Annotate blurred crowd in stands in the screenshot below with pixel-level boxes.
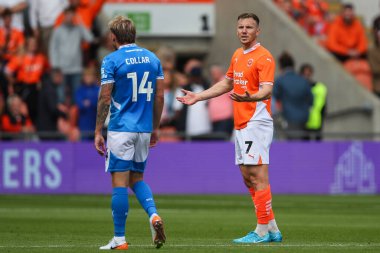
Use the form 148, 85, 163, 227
274, 0, 380, 97
0, 0, 378, 141
0, 0, 235, 141
0, 0, 108, 141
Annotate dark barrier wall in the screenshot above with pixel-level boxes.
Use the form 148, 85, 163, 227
0, 142, 378, 194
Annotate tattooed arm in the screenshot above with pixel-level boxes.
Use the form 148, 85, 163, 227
94, 83, 113, 156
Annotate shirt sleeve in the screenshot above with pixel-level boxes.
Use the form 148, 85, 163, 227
273, 78, 281, 100
256, 54, 275, 84
100, 56, 115, 85
49, 29, 59, 68
225, 53, 236, 80
157, 61, 164, 80
28, 0, 37, 29
1, 115, 21, 133
172, 88, 184, 111
90, 0, 106, 18
5, 56, 19, 75
80, 25, 94, 43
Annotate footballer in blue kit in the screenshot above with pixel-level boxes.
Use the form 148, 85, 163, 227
101, 46, 163, 133
94, 16, 166, 250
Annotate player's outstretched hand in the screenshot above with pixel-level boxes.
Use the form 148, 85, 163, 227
176, 89, 199, 105
94, 133, 106, 156
150, 130, 159, 148
229, 91, 253, 102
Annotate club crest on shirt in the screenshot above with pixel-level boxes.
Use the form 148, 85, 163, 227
247, 58, 254, 67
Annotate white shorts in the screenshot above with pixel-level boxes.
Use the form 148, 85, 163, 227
106, 131, 151, 173
235, 121, 273, 165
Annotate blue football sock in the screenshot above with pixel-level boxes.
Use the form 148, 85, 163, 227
111, 187, 129, 237
132, 181, 157, 217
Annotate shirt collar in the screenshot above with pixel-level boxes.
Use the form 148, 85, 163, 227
118, 43, 137, 49
243, 43, 261, 54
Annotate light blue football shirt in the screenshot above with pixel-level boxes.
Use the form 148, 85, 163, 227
100, 44, 164, 132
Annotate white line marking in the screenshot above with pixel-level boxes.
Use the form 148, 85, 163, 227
0, 243, 380, 248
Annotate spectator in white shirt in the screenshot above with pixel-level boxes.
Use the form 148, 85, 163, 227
0, 0, 27, 31
29, 0, 68, 55
173, 66, 211, 140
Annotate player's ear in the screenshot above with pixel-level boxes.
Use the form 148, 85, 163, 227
110, 33, 116, 42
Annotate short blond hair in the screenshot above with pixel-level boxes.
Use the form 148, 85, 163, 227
108, 15, 136, 44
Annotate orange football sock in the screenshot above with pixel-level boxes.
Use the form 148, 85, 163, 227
249, 186, 275, 220
253, 186, 272, 225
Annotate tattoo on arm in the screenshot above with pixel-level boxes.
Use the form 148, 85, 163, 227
95, 83, 113, 133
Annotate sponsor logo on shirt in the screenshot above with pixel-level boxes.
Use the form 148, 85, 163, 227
233, 71, 248, 89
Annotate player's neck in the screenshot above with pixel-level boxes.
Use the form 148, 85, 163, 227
242, 41, 259, 51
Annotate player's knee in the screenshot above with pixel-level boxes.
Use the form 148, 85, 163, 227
112, 178, 129, 188
111, 172, 129, 188
129, 172, 144, 186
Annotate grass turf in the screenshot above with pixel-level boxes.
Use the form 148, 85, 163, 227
0, 195, 380, 253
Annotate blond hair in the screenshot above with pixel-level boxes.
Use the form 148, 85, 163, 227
108, 16, 136, 44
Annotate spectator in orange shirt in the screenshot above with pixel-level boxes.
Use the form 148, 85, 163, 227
0, 9, 24, 99
5, 36, 49, 124
292, 0, 329, 23
0, 9, 24, 62
55, 0, 106, 30
275, 0, 330, 42
304, 0, 329, 37
1, 94, 35, 140
276, 0, 296, 17
326, 3, 367, 62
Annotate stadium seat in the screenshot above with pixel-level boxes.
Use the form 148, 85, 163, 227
343, 59, 373, 91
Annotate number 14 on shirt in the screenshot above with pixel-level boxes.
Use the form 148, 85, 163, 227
127, 71, 153, 102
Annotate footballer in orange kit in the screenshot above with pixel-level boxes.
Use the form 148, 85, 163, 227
177, 13, 282, 244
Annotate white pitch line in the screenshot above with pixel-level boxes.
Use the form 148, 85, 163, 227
0, 243, 380, 248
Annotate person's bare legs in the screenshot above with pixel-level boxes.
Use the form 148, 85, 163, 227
238, 164, 280, 242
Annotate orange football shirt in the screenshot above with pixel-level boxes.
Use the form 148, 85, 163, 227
6, 54, 48, 84
0, 28, 24, 60
226, 43, 275, 130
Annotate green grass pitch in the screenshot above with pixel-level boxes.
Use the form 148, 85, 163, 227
0, 195, 380, 253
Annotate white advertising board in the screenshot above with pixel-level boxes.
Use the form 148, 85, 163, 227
103, 0, 215, 37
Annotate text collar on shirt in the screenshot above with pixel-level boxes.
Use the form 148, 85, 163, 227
118, 43, 137, 49
243, 43, 261, 55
